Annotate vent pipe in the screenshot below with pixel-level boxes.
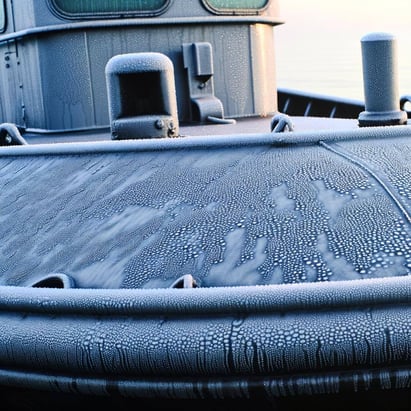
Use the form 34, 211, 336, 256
106, 52, 179, 139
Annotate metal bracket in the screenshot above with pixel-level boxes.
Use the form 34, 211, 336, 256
0, 123, 27, 145
170, 274, 198, 289
183, 42, 225, 123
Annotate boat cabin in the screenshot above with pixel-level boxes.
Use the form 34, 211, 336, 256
0, 0, 282, 136
1, 2, 411, 408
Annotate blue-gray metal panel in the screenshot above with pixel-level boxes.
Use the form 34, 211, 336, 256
1, 127, 411, 289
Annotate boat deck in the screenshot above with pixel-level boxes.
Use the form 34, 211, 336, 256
19, 115, 363, 145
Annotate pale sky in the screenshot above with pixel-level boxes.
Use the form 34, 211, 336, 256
275, 0, 411, 99
277, 0, 411, 34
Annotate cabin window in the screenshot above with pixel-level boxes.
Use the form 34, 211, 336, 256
202, 0, 269, 14
50, 0, 170, 18
0, 0, 5, 32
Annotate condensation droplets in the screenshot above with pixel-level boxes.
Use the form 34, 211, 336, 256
1, 138, 411, 289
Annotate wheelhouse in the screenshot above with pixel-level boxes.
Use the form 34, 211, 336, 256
0, 0, 282, 133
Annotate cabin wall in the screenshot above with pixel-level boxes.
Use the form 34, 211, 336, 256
0, 41, 24, 126
11, 25, 278, 131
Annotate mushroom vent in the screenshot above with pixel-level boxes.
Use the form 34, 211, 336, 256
106, 52, 179, 139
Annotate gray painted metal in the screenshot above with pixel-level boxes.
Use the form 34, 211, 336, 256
1, 125, 411, 404
0, 0, 281, 132
106, 52, 179, 139
0, 1, 410, 408
0, 276, 410, 399
2, 126, 411, 289
358, 32, 408, 126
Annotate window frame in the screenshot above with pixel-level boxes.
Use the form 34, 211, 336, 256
48, 0, 172, 20
0, 0, 6, 33
201, 0, 270, 15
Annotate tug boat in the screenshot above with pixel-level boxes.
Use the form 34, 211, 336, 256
0, 1, 410, 409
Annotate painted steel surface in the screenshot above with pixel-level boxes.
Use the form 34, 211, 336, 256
0, 127, 410, 402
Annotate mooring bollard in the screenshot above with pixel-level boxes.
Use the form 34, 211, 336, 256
358, 32, 407, 127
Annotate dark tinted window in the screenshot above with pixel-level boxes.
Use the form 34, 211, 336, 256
0, 0, 5, 32
51, 0, 169, 18
203, 0, 269, 13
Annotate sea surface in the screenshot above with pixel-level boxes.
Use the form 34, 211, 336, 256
275, 15, 411, 103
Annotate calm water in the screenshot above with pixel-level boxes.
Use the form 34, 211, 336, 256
275, 19, 411, 101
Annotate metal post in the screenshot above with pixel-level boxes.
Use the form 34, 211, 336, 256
358, 32, 407, 127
